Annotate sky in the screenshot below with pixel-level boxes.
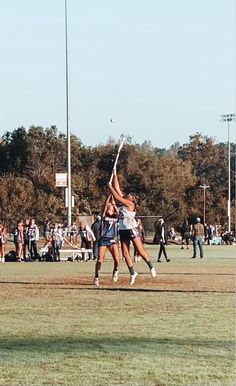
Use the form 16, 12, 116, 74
1, 0, 235, 148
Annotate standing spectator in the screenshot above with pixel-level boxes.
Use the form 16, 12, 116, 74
28, 218, 40, 261
13, 219, 24, 261
154, 218, 170, 262
52, 223, 64, 261
23, 218, 30, 260
192, 217, 204, 259
204, 223, 210, 244
181, 219, 191, 249
134, 219, 145, 263
91, 215, 101, 260
69, 221, 78, 246
43, 219, 51, 241
78, 221, 96, 260
0, 223, 7, 262
207, 223, 215, 245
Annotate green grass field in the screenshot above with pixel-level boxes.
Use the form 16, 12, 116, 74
0, 244, 235, 386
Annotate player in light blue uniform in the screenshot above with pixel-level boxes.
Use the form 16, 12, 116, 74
93, 194, 120, 286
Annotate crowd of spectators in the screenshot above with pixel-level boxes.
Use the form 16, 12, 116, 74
0, 216, 235, 263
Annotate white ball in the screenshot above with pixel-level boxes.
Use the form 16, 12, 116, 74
110, 118, 115, 123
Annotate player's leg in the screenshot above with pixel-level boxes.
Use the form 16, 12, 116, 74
109, 244, 120, 282
132, 236, 156, 276
94, 246, 106, 286
120, 240, 138, 285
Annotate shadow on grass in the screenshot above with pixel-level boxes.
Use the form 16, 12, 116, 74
80, 287, 235, 294
0, 280, 234, 293
0, 335, 233, 355
0, 281, 234, 293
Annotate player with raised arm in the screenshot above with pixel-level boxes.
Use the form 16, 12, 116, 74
108, 168, 156, 285
93, 194, 120, 286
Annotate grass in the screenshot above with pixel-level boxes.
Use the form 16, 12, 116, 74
0, 244, 235, 385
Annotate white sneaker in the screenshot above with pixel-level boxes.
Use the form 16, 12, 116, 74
150, 267, 157, 278
93, 278, 99, 286
112, 270, 119, 283
130, 272, 138, 285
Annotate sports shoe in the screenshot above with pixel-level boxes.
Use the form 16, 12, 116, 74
112, 270, 119, 283
150, 267, 157, 277
130, 272, 138, 285
93, 278, 99, 286
166, 259, 171, 262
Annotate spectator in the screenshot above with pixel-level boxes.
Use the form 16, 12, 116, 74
154, 218, 170, 262
221, 231, 235, 245
43, 219, 51, 241
91, 215, 101, 260
78, 221, 96, 260
204, 223, 210, 244
52, 223, 64, 261
0, 222, 7, 262
23, 218, 30, 260
69, 221, 78, 246
28, 218, 40, 261
207, 223, 215, 245
168, 227, 176, 240
192, 217, 204, 259
13, 219, 24, 261
181, 219, 191, 249
134, 219, 145, 263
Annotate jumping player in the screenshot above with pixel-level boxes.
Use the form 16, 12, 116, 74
93, 194, 120, 286
108, 169, 156, 285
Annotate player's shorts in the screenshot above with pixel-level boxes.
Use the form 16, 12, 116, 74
98, 238, 118, 247
119, 228, 139, 241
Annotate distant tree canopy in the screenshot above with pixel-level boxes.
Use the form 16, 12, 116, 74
0, 126, 235, 230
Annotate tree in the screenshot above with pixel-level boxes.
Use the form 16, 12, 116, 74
177, 133, 232, 225
0, 174, 34, 229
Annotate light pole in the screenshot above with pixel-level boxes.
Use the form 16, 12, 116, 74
220, 113, 236, 232
199, 185, 210, 223
64, 0, 72, 228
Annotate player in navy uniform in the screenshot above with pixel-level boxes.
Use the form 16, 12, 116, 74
93, 194, 120, 286
108, 168, 156, 285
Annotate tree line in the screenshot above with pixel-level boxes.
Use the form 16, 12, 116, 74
0, 125, 235, 230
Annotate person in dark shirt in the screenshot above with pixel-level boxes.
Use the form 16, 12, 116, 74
154, 218, 170, 262
91, 215, 101, 260
181, 219, 191, 250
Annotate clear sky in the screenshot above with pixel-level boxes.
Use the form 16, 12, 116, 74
1, 0, 235, 148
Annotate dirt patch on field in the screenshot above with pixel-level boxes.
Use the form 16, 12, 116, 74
0, 271, 234, 298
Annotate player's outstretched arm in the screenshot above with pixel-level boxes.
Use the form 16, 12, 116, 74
108, 182, 134, 210
102, 194, 112, 217
111, 173, 124, 197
